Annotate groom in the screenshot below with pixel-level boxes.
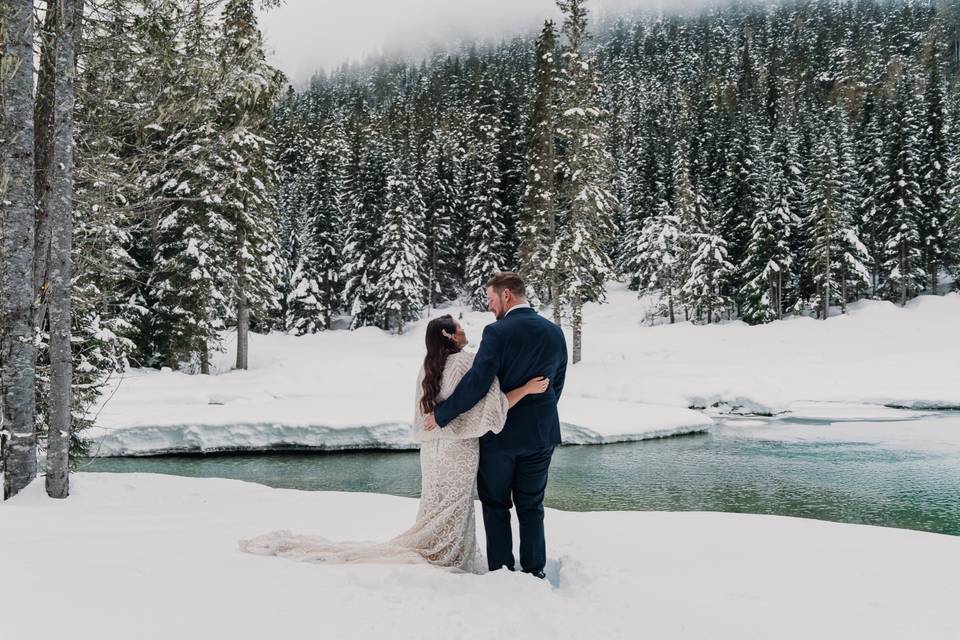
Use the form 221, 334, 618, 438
425, 272, 567, 577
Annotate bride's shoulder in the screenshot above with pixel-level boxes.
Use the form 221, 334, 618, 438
446, 350, 475, 368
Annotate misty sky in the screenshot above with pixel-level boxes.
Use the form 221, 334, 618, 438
257, 0, 679, 84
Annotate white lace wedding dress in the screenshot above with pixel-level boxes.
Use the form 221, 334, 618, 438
238, 351, 508, 574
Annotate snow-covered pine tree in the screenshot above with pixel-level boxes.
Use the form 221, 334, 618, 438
721, 114, 766, 314
463, 70, 508, 310
948, 89, 960, 289
497, 66, 530, 271
631, 201, 682, 323
740, 130, 796, 324
854, 92, 887, 297
141, 0, 233, 371
421, 128, 463, 308
342, 104, 389, 328
879, 68, 926, 305
518, 20, 559, 308
554, 0, 618, 363
286, 127, 343, 334
619, 85, 669, 291
832, 106, 872, 309
669, 135, 703, 321
804, 129, 870, 320
215, 0, 285, 369
917, 41, 950, 294
680, 209, 733, 325
273, 86, 310, 326
376, 155, 427, 333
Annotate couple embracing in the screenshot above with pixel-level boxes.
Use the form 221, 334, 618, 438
241, 272, 568, 578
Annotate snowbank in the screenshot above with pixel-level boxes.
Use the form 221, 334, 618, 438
2, 473, 957, 640
718, 412, 960, 453
88, 284, 960, 456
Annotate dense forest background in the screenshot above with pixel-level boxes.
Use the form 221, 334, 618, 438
274, 0, 960, 336
14, 0, 959, 450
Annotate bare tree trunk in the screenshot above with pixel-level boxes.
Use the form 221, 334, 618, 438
840, 261, 847, 315
200, 340, 210, 375
32, 2, 58, 330
1, 0, 39, 499
235, 230, 249, 370
571, 301, 582, 365
44, 0, 84, 499
899, 244, 907, 306
776, 271, 782, 320
667, 289, 674, 324
822, 243, 831, 320
551, 280, 561, 326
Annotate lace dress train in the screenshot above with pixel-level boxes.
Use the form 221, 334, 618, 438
238, 352, 508, 574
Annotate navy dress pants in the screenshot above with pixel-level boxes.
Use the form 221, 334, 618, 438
477, 444, 555, 574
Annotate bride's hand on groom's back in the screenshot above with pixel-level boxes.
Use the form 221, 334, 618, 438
424, 413, 438, 431
524, 377, 550, 396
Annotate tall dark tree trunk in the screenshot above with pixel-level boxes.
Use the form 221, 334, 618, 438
33, 2, 58, 329
235, 230, 249, 370
571, 301, 582, 364
45, 0, 84, 499
840, 261, 847, 315
822, 242, 831, 320
1, 0, 39, 499
200, 340, 210, 375
899, 244, 907, 306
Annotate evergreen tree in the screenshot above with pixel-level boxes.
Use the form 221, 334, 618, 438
721, 115, 766, 312
917, 42, 950, 293
631, 202, 682, 323
376, 156, 427, 333
341, 107, 388, 328
421, 128, 462, 307
805, 133, 870, 319
879, 69, 926, 305
554, 0, 618, 363
518, 20, 560, 306
463, 71, 508, 310
216, 0, 285, 369
740, 130, 796, 324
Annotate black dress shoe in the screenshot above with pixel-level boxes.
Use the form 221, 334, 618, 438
529, 570, 546, 579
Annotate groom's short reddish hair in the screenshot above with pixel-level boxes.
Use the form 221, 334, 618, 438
486, 272, 526, 298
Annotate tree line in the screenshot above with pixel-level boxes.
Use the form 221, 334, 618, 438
0, 0, 280, 499
277, 0, 960, 339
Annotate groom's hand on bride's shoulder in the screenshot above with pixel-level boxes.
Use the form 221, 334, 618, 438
425, 413, 438, 431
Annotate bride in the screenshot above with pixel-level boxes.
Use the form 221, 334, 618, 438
238, 314, 549, 573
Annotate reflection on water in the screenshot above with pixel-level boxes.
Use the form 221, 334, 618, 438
83, 417, 960, 536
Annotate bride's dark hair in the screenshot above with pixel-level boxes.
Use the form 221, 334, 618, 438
421, 314, 462, 415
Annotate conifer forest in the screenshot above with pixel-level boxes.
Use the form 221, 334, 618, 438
2, 0, 960, 497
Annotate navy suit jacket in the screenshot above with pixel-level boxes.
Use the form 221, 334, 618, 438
434, 307, 568, 451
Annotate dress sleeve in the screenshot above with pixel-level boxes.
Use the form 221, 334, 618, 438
412, 366, 427, 439
439, 374, 508, 440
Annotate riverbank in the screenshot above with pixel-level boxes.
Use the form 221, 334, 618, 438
88, 284, 960, 456
2, 472, 958, 639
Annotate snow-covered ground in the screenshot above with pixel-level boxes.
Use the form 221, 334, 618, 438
88, 284, 960, 456
2, 473, 958, 640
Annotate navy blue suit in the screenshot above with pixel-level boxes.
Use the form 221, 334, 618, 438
434, 306, 567, 573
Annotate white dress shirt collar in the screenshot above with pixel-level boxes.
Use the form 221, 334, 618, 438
504, 301, 532, 317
